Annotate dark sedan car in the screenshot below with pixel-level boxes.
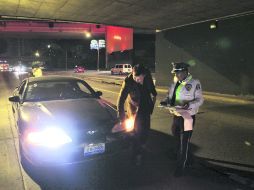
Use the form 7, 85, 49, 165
9, 76, 134, 169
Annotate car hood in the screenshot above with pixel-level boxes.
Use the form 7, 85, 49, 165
20, 98, 116, 136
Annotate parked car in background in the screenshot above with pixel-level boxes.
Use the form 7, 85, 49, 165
111, 64, 132, 75
74, 65, 85, 73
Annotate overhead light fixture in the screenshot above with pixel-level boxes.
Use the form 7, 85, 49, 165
48, 22, 54, 28
85, 26, 92, 38
85, 31, 91, 38
35, 51, 40, 57
210, 20, 218, 29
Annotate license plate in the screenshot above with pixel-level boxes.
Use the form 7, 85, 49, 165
84, 143, 105, 156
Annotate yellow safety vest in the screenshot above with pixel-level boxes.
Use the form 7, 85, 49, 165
32, 68, 42, 77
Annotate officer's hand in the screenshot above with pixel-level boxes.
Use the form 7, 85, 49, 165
160, 101, 168, 106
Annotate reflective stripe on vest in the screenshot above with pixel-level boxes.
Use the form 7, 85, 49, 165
175, 75, 192, 105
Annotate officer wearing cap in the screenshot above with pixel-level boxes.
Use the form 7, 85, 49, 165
31, 62, 43, 77
160, 62, 204, 177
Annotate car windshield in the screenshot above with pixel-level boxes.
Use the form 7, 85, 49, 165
24, 80, 94, 101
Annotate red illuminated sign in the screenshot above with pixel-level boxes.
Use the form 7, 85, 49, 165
106, 26, 133, 53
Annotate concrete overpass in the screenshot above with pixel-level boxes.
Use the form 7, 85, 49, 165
0, 0, 254, 30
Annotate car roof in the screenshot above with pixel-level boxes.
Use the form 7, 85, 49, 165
27, 75, 82, 83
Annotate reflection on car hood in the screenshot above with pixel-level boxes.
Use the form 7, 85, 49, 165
20, 99, 116, 133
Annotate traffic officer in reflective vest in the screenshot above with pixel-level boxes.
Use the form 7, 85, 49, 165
160, 62, 204, 177
32, 65, 43, 77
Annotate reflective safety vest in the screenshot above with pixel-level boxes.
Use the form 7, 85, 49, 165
32, 68, 42, 77
167, 74, 204, 115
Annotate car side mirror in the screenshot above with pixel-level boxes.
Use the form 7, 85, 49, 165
94, 91, 102, 97
9, 96, 20, 102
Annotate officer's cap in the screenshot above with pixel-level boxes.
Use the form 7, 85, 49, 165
171, 62, 190, 73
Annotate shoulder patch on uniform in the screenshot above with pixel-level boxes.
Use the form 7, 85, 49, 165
196, 84, 201, 90
185, 84, 192, 91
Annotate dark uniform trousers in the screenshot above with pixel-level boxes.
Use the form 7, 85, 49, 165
172, 115, 196, 169
132, 111, 151, 157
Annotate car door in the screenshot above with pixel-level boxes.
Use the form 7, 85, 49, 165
118, 65, 123, 74
123, 64, 128, 73
128, 64, 132, 73
114, 65, 119, 74
12, 80, 27, 125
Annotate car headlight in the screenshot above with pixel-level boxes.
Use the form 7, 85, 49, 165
26, 127, 72, 148
112, 117, 135, 133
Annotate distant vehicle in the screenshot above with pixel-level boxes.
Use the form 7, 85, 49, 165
9, 76, 134, 171
0, 63, 9, 72
9, 66, 14, 72
13, 65, 27, 73
111, 64, 132, 75
74, 66, 85, 73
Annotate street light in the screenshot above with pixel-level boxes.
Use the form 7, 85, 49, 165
47, 44, 67, 71
85, 31, 91, 38
35, 51, 40, 57
210, 20, 218, 29
90, 39, 105, 71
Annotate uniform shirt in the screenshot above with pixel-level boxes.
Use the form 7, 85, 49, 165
167, 74, 203, 116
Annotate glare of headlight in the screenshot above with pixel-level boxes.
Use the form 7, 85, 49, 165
124, 117, 135, 132
14, 66, 20, 72
27, 128, 72, 148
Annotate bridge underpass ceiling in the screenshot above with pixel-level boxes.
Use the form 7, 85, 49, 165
0, 0, 254, 30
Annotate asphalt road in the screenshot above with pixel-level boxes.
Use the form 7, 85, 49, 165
0, 71, 253, 190
76, 71, 254, 173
